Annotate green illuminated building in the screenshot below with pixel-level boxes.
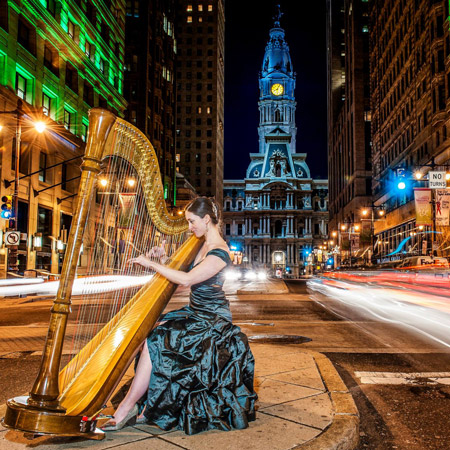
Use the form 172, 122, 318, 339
0, 0, 127, 276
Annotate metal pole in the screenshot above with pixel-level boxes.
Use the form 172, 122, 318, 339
370, 207, 374, 264
9, 100, 22, 273
432, 189, 436, 256
13, 104, 21, 226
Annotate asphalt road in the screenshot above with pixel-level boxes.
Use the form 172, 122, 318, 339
2, 278, 450, 449
285, 279, 450, 450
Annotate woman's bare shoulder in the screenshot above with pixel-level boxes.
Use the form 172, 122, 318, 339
205, 242, 230, 255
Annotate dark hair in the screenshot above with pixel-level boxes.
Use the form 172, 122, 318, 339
185, 197, 220, 224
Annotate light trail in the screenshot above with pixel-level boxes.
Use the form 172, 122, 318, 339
0, 274, 154, 298
308, 274, 450, 349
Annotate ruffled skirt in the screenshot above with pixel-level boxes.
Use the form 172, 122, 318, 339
141, 308, 257, 435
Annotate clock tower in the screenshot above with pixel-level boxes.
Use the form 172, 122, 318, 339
258, 7, 297, 156
222, 6, 329, 278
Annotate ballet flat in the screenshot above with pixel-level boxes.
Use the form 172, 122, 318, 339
101, 404, 138, 431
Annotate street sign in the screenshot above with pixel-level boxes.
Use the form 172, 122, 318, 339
4, 231, 20, 246
429, 171, 447, 189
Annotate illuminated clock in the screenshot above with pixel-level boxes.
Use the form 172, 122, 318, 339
271, 83, 284, 96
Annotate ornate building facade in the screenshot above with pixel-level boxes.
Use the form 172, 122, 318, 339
370, 0, 450, 260
0, 0, 127, 276
223, 13, 329, 277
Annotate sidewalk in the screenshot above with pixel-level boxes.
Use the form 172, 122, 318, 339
0, 280, 359, 450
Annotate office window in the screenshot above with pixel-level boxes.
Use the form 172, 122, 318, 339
187, 16, 192, 23
208, 4, 213, 11
16, 74, 27, 100
18, 16, 36, 55
186, 4, 192, 11
81, 123, 88, 142
85, 40, 93, 59
42, 93, 51, 116
198, 4, 203, 11
47, 0, 56, 16
39, 152, 47, 183
207, 153, 212, 161
195, 153, 201, 162
64, 109, 72, 131
67, 20, 75, 39
65, 63, 78, 93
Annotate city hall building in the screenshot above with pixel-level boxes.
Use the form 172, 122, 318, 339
223, 13, 329, 277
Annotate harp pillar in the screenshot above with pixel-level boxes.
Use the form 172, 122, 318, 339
2, 109, 117, 438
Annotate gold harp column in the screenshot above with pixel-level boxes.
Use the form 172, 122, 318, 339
28, 108, 117, 408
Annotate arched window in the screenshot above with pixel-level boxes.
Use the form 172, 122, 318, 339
274, 109, 281, 122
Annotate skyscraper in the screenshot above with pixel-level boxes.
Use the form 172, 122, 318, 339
326, 0, 372, 235
123, 0, 177, 205
175, 0, 225, 204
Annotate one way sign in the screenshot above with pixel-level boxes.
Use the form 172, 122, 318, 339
429, 171, 447, 189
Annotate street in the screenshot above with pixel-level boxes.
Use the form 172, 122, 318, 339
1, 277, 450, 449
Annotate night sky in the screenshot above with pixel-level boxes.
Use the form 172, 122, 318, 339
223, 1, 328, 180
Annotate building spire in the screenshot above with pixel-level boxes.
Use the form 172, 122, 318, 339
273, 4, 283, 28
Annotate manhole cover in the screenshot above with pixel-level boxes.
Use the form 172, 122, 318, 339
248, 335, 312, 344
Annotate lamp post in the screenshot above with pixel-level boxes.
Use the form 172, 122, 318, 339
0, 99, 46, 272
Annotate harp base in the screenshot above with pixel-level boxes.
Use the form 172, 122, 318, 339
2, 396, 105, 441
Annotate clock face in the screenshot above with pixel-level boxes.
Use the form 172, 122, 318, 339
271, 83, 284, 96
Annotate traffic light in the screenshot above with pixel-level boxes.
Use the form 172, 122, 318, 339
1, 195, 12, 219
396, 168, 407, 190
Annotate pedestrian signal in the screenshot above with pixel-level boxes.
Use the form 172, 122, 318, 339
1, 195, 12, 219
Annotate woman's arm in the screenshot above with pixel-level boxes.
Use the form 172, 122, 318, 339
129, 254, 227, 287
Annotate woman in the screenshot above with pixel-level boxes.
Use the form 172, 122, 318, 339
102, 197, 257, 435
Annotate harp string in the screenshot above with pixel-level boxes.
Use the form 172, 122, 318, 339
62, 125, 188, 389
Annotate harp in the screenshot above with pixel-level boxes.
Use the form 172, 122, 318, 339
2, 108, 202, 439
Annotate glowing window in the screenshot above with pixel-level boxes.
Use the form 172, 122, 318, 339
187, 4, 192, 11
187, 16, 192, 23
198, 4, 203, 11
67, 20, 75, 39
208, 4, 212, 11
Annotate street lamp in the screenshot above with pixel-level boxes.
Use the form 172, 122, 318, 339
0, 99, 46, 272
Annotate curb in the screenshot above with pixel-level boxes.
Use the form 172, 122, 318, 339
296, 351, 360, 450
236, 279, 289, 295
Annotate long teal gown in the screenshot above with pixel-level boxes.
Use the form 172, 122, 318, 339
141, 248, 257, 435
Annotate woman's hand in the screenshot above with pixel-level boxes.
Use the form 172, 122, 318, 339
145, 240, 168, 264
127, 254, 154, 269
